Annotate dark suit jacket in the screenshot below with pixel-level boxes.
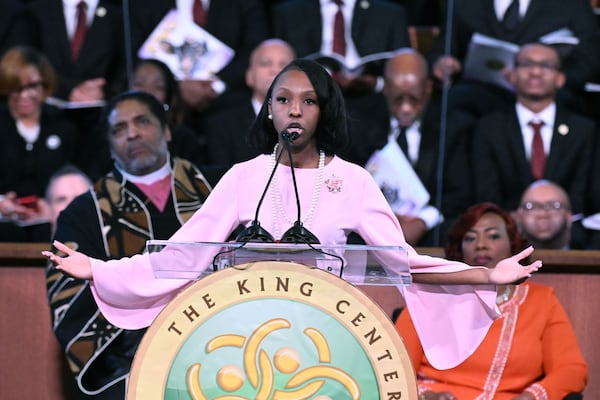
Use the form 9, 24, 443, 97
0, 105, 78, 197
272, 0, 411, 165
430, 0, 600, 92
27, 0, 127, 100
471, 105, 595, 213
364, 97, 474, 246
0, 0, 35, 55
272, 0, 411, 73
412, 100, 473, 222
203, 96, 261, 167
129, 0, 269, 92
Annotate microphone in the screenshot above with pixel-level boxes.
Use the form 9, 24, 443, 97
279, 131, 320, 244
281, 130, 299, 142
235, 132, 291, 243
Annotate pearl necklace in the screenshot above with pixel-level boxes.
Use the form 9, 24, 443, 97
270, 144, 325, 239
496, 285, 512, 305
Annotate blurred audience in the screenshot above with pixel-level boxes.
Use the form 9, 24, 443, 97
44, 164, 92, 236
428, 0, 600, 118
130, 58, 204, 169
366, 48, 473, 246
129, 0, 269, 114
26, 0, 129, 180
396, 202, 588, 399
516, 180, 583, 250
0, 46, 77, 241
472, 43, 595, 215
200, 38, 295, 181
46, 91, 212, 399
272, 0, 411, 165
26, 0, 127, 103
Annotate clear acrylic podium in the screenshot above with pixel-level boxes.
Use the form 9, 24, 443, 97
146, 240, 412, 286
129, 240, 418, 400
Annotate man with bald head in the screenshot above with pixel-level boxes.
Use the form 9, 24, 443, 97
202, 39, 296, 177
516, 180, 578, 250
366, 48, 474, 246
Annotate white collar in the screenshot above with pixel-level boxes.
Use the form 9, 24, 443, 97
116, 157, 171, 185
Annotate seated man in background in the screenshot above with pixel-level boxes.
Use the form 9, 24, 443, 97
472, 43, 595, 216
201, 38, 295, 178
44, 164, 92, 237
366, 48, 473, 246
516, 179, 584, 250
46, 91, 212, 399
428, 0, 600, 118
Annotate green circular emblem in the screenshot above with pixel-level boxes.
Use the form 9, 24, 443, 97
128, 261, 417, 399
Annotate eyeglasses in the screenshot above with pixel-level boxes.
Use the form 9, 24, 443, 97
12, 81, 44, 94
520, 201, 568, 213
515, 60, 560, 72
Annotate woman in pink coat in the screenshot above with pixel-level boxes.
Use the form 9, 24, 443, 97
44, 59, 541, 370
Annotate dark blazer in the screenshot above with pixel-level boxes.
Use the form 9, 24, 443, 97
0, 0, 35, 55
471, 105, 595, 213
429, 0, 600, 92
272, 0, 411, 165
27, 0, 127, 100
0, 105, 78, 197
203, 96, 261, 167
129, 0, 269, 92
412, 100, 473, 222
272, 0, 411, 68
365, 96, 474, 246
584, 130, 600, 249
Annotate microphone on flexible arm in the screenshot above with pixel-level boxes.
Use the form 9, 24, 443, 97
279, 130, 320, 244
234, 132, 291, 243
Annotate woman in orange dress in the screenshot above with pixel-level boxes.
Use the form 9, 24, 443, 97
396, 202, 587, 400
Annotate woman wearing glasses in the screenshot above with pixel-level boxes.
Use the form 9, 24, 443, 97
0, 46, 77, 241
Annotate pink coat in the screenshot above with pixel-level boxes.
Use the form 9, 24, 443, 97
89, 155, 498, 369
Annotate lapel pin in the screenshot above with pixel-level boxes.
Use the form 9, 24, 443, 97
558, 124, 569, 135
96, 6, 107, 18
360, 0, 370, 10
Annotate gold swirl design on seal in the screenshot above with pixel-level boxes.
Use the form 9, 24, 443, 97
185, 317, 360, 399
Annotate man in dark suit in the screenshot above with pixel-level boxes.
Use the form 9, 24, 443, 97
472, 43, 595, 216
272, 0, 411, 166
429, 0, 600, 117
46, 92, 212, 399
27, 0, 127, 102
366, 49, 473, 246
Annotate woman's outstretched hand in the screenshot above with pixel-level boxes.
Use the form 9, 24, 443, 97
42, 240, 93, 280
489, 246, 542, 284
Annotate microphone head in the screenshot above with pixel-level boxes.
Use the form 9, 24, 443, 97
280, 221, 320, 244
235, 221, 275, 243
280, 129, 299, 142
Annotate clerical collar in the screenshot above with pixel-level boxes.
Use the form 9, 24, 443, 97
116, 157, 171, 185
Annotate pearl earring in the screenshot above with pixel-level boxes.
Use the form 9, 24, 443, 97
268, 114, 273, 120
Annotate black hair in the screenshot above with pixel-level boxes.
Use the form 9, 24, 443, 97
248, 58, 349, 155
132, 58, 178, 105
99, 90, 169, 137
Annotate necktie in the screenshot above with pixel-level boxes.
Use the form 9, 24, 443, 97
193, 0, 207, 26
396, 126, 409, 159
502, 0, 520, 33
71, 1, 87, 60
332, 0, 346, 56
529, 120, 546, 179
